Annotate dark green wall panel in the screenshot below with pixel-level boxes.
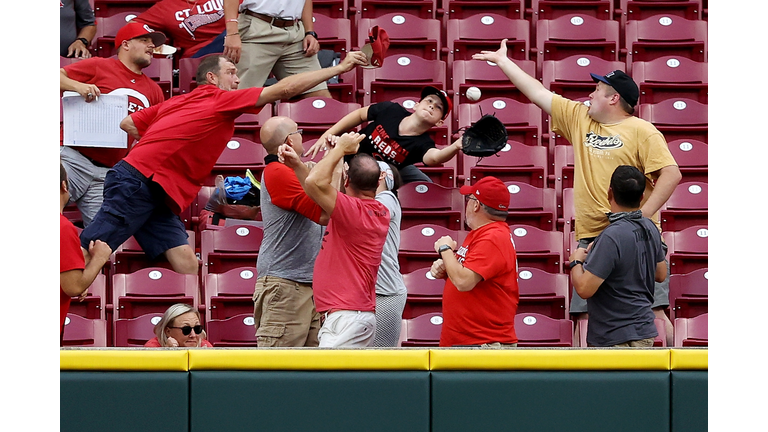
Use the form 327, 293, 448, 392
190, 371, 430, 432
431, 371, 670, 432
60, 372, 188, 432
671, 371, 708, 432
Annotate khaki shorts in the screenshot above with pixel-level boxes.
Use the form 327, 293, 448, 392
613, 337, 655, 348
236, 14, 327, 93
252, 276, 321, 347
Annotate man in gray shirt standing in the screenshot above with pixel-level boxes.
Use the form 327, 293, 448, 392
254, 116, 334, 347
569, 166, 668, 347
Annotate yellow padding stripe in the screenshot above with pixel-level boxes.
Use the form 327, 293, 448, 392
188, 349, 430, 370
670, 349, 708, 370
429, 349, 671, 370
60, 349, 189, 371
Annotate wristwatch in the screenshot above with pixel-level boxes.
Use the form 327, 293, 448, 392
438, 244, 453, 255
569, 260, 584, 269
77, 37, 89, 46
305, 31, 318, 39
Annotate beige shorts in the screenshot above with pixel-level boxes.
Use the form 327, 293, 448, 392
613, 337, 655, 348
252, 276, 321, 347
318, 310, 376, 348
236, 14, 327, 93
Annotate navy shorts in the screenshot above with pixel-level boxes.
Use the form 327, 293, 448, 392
80, 161, 189, 260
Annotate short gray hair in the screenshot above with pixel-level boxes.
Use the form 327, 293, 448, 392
153, 303, 206, 347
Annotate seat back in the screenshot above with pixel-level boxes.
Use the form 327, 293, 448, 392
667, 138, 708, 183
201, 224, 264, 277
205, 267, 259, 321
503, 182, 558, 231
402, 267, 445, 319
112, 267, 199, 320
632, 56, 708, 103
62, 315, 108, 347
669, 268, 708, 320
114, 313, 163, 347
443, 0, 524, 19
206, 314, 259, 347
468, 141, 548, 187
674, 313, 708, 347
358, 13, 441, 59
510, 225, 564, 273
626, 15, 708, 63
447, 14, 530, 62
515, 313, 573, 347
517, 268, 569, 319
401, 312, 443, 347
457, 98, 542, 147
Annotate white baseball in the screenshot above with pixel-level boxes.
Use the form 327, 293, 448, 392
466, 86, 482, 101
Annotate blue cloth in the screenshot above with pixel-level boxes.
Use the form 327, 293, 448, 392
224, 176, 252, 200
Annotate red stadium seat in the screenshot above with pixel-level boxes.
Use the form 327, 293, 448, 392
139, 56, 174, 99
402, 267, 445, 319
452, 59, 537, 106
637, 98, 708, 143
93, 0, 155, 17
398, 182, 464, 230
62, 314, 108, 347
621, 0, 703, 22
177, 56, 203, 95
446, 14, 530, 65
93, 11, 139, 56
669, 268, 708, 321
357, 0, 438, 18
532, 0, 613, 21
667, 139, 708, 184
232, 105, 274, 143
535, 14, 620, 76
311, 15, 357, 101
201, 224, 264, 278
361, 54, 446, 105
674, 313, 708, 347
313, 0, 349, 18
632, 56, 708, 103
204, 267, 258, 321
67, 273, 107, 320
456, 98, 542, 147
515, 313, 573, 347
113, 312, 163, 347
552, 144, 574, 205
401, 312, 443, 347
276, 97, 362, 143
510, 225, 564, 273
625, 15, 708, 64
502, 182, 557, 231
561, 187, 575, 237
542, 54, 626, 102
517, 267, 569, 319
398, 224, 464, 274
662, 225, 708, 274
112, 267, 199, 320
206, 313, 259, 347
444, 0, 524, 20
467, 141, 548, 188
358, 13, 442, 60
660, 182, 708, 232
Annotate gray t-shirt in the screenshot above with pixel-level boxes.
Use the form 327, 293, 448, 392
584, 216, 665, 347
374, 191, 408, 296
256, 168, 323, 284
60, 0, 95, 57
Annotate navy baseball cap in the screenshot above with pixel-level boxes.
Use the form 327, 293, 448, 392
590, 70, 639, 108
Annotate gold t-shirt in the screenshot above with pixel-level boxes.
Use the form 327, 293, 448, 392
551, 95, 678, 240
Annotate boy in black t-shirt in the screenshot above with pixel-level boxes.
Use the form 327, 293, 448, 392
305, 86, 464, 183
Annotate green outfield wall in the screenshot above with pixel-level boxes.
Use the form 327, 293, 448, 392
60, 348, 707, 432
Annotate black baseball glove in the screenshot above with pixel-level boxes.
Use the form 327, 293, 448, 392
461, 114, 508, 157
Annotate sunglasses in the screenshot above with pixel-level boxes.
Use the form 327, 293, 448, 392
168, 324, 203, 336
284, 128, 303, 143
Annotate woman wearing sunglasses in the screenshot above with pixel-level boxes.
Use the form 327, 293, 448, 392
144, 303, 213, 348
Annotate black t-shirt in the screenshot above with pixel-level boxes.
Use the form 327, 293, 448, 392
355, 101, 436, 169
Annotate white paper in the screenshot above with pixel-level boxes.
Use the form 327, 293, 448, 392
62, 91, 129, 148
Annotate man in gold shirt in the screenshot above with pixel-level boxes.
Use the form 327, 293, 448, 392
473, 40, 682, 345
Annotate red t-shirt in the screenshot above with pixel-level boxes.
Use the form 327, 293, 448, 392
62, 57, 165, 167
60, 214, 85, 333
144, 336, 214, 347
134, 0, 225, 57
263, 161, 323, 222
313, 193, 389, 313
440, 221, 520, 347
125, 84, 264, 214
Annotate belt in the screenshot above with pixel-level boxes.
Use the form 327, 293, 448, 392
116, 160, 150, 183
242, 10, 299, 28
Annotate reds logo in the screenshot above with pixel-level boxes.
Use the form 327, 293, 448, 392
107, 88, 152, 113
369, 124, 409, 164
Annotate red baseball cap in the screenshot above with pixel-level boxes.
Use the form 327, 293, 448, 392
420, 86, 452, 120
459, 176, 509, 210
361, 26, 390, 68
116, 22, 167, 47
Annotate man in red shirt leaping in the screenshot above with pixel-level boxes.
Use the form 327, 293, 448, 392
79, 51, 369, 273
